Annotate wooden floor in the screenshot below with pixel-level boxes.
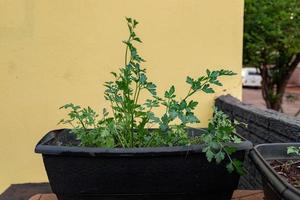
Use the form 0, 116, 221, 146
29, 190, 264, 200
0, 183, 264, 200
231, 190, 264, 200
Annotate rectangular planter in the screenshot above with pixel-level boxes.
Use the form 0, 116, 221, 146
249, 143, 300, 200
35, 128, 252, 200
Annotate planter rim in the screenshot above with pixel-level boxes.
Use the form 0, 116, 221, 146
35, 128, 252, 156
250, 143, 300, 199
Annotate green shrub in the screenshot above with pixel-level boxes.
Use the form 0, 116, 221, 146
59, 18, 243, 174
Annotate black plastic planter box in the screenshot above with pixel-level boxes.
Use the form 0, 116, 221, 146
35, 128, 252, 200
249, 143, 300, 200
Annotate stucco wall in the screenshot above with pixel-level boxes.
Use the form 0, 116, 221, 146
0, 0, 244, 192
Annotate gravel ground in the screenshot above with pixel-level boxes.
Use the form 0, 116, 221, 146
242, 87, 300, 118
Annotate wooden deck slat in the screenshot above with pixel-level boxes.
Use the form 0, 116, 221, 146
29, 190, 264, 200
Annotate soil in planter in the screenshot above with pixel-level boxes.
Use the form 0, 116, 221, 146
47, 130, 80, 146
270, 159, 300, 189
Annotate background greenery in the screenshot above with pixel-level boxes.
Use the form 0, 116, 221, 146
244, 0, 300, 111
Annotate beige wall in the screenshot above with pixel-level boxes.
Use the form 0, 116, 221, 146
0, 0, 244, 192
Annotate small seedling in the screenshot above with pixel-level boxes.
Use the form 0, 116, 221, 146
287, 146, 300, 156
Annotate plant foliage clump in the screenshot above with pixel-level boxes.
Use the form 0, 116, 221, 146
200, 109, 246, 175
287, 146, 300, 156
59, 18, 243, 173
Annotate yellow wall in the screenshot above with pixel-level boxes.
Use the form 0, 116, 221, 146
0, 0, 244, 192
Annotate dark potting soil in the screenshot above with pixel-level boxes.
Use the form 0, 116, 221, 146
270, 159, 300, 189
46, 129, 80, 146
